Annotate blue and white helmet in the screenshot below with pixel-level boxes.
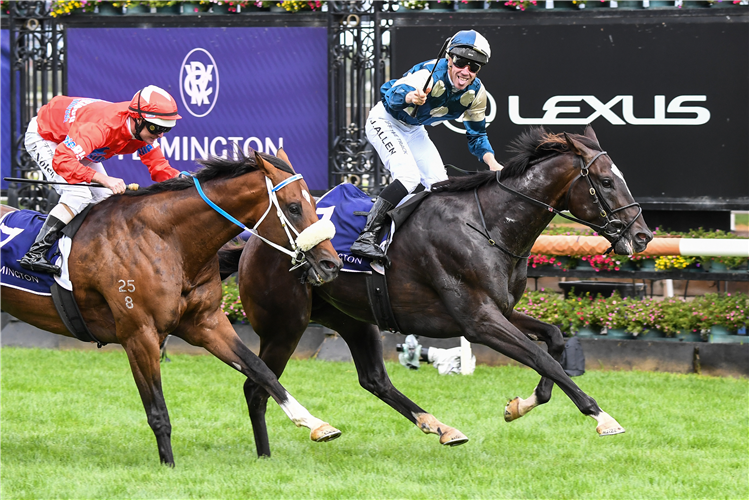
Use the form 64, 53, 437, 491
447, 30, 491, 65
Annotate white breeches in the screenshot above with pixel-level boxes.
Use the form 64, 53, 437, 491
24, 117, 112, 216
365, 102, 447, 193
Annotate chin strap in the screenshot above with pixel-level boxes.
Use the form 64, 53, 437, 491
133, 118, 147, 141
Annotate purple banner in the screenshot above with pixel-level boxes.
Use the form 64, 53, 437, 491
67, 27, 328, 190
2, 29, 11, 191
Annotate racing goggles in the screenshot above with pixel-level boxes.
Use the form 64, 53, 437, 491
451, 55, 482, 73
145, 121, 172, 135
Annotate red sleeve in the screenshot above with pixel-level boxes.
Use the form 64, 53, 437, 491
138, 143, 179, 182
51, 122, 105, 184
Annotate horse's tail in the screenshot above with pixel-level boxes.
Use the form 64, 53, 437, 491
218, 241, 245, 281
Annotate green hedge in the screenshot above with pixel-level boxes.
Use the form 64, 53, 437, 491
515, 290, 748, 337
221, 277, 747, 336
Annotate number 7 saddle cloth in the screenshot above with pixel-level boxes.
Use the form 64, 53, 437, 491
0, 210, 73, 296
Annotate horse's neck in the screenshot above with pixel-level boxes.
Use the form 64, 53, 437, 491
164, 175, 268, 263
481, 160, 573, 256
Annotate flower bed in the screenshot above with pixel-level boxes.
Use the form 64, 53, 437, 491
514, 290, 748, 339
221, 278, 747, 340
45, 0, 326, 17
221, 277, 247, 324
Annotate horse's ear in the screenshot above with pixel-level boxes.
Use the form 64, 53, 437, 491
254, 150, 273, 178
276, 147, 289, 164
275, 148, 296, 174
583, 125, 601, 148
564, 132, 594, 158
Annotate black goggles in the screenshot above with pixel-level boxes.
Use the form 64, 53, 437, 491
145, 121, 172, 135
451, 55, 482, 73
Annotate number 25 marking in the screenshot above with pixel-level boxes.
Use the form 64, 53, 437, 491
118, 280, 135, 309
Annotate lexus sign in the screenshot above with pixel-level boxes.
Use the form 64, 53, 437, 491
392, 13, 749, 209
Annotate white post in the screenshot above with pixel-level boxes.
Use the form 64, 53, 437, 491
545, 0, 554, 8
460, 337, 472, 375
664, 279, 674, 298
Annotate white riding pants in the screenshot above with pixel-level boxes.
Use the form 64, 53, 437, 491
24, 117, 112, 216
365, 102, 447, 193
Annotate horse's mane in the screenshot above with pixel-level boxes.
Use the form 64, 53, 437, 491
431, 127, 601, 193
125, 151, 294, 197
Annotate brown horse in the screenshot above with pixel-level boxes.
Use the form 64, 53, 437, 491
1, 150, 342, 466
220, 127, 653, 457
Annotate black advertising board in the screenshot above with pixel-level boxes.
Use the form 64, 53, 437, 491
389, 10, 749, 212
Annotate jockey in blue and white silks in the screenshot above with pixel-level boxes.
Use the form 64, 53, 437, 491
352, 29, 503, 264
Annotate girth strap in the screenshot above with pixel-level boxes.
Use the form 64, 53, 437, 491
51, 282, 106, 347
54, 204, 106, 347
366, 272, 401, 333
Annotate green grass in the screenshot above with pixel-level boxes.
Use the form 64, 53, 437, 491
2, 348, 747, 499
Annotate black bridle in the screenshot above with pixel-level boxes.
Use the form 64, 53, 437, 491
465, 150, 642, 256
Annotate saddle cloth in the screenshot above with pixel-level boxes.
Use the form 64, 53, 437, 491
0, 210, 73, 295
315, 183, 380, 273
314, 183, 431, 274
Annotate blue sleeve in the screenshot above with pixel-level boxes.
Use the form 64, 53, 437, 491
382, 80, 416, 112
464, 119, 494, 161
380, 61, 432, 113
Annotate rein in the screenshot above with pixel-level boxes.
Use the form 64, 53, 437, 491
466, 189, 530, 260
181, 171, 325, 271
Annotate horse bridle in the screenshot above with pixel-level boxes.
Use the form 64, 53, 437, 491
468, 151, 642, 256
182, 171, 334, 271
562, 151, 642, 243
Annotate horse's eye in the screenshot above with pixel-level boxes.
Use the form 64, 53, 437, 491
288, 203, 302, 216
601, 178, 613, 188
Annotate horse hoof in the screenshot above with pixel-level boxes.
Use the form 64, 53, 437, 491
504, 397, 522, 422
440, 429, 469, 446
311, 423, 341, 443
594, 412, 625, 436
597, 424, 626, 436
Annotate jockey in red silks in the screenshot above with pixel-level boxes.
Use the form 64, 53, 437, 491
20, 85, 182, 275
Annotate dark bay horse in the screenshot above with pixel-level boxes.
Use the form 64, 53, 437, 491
221, 126, 653, 457
1, 150, 342, 466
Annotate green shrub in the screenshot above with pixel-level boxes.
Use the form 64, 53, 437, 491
221, 277, 246, 324
515, 290, 748, 337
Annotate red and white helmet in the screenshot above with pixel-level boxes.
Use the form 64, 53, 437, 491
128, 85, 182, 127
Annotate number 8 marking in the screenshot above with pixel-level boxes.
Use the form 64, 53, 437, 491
125, 296, 134, 309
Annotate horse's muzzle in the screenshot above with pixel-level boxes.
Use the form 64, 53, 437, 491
299, 257, 341, 286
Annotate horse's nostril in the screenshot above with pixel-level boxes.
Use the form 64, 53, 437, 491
321, 259, 340, 272
637, 231, 653, 243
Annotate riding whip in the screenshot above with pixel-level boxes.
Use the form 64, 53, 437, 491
4, 177, 139, 191
408, 36, 451, 118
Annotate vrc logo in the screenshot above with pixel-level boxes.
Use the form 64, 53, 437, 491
180, 48, 219, 118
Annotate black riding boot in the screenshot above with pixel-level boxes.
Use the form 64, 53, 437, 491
19, 215, 66, 276
350, 179, 409, 263
350, 197, 394, 261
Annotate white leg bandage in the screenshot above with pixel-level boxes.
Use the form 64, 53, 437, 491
279, 392, 325, 430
